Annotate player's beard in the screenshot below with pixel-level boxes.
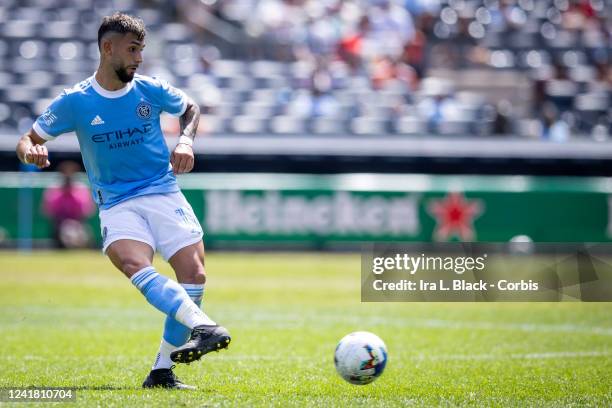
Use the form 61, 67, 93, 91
115, 65, 135, 83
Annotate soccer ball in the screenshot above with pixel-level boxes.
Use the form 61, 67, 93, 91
334, 331, 388, 385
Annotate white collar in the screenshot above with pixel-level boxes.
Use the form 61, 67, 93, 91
91, 72, 134, 98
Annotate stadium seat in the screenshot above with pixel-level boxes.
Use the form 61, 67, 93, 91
216, 102, 240, 118
22, 71, 55, 88
211, 59, 247, 77
438, 120, 473, 136
250, 89, 279, 103
309, 118, 347, 135
231, 115, 268, 134
270, 116, 306, 135
0, 39, 7, 57
4, 85, 41, 104
198, 114, 225, 135
350, 117, 388, 135
395, 117, 427, 135
160, 23, 192, 42
41, 22, 78, 40
2, 21, 36, 38
0, 103, 11, 124
243, 101, 277, 117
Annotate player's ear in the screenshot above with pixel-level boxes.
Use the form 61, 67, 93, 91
100, 36, 113, 57
103, 39, 112, 56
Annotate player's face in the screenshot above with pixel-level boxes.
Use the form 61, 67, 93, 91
111, 33, 145, 83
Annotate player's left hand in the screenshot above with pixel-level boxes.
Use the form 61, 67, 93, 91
171, 143, 194, 174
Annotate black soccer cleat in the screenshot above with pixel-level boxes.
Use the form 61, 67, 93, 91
142, 366, 196, 390
170, 324, 231, 364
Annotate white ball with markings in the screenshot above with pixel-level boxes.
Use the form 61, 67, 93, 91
334, 331, 388, 385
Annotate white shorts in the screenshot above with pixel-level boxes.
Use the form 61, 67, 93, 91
99, 192, 204, 261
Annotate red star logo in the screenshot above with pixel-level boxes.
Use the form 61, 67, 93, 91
427, 192, 483, 241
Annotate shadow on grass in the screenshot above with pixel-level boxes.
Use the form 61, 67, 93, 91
72, 385, 200, 392
2, 385, 138, 391
72, 385, 137, 391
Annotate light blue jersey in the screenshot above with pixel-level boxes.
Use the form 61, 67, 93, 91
33, 73, 188, 209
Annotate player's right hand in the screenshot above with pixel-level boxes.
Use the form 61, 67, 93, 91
25, 144, 51, 168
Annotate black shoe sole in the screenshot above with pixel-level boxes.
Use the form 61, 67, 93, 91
142, 376, 197, 390
142, 382, 196, 390
170, 335, 231, 364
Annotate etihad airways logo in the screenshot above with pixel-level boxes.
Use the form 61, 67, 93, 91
91, 123, 152, 150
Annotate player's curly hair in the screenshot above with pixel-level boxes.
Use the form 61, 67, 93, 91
97, 12, 146, 50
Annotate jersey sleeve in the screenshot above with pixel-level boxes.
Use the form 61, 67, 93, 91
157, 78, 188, 117
32, 91, 75, 140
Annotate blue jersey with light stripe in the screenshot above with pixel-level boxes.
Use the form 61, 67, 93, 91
33, 74, 187, 209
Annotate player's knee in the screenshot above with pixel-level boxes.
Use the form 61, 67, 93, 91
170, 243, 206, 283
121, 258, 151, 277
179, 261, 206, 284
189, 265, 206, 285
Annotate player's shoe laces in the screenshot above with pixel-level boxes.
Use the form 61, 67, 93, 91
170, 324, 231, 364
142, 366, 196, 390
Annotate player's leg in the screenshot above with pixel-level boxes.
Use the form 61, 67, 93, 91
105, 239, 212, 390
106, 239, 154, 278
106, 238, 195, 389
102, 207, 194, 389
170, 239, 206, 285
144, 191, 230, 365
101, 201, 214, 333
149, 241, 206, 373
105, 238, 206, 328
167, 240, 230, 364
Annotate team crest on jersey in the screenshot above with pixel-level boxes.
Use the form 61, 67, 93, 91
136, 101, 152, 119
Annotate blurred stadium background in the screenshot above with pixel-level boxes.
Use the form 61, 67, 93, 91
0, 0, 610, 248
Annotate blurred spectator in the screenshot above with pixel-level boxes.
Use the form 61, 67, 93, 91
288, 57, 340, 117
368, 0, 415, 59
540, 103, 570, 142
594, 62, 612, 86
401, 16, 427, 78
199, 45, 221, 75
562, 0, 597, 31
338, 15, 371, 72
309, 58, 339, 116
492, 100, 513, 135
42, 161, 94, 249
370, 55, 418, 91
416, 78, 461, 133
405, 0, 441, 17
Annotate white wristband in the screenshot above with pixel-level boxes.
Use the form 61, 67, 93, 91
177, 135, 193, 147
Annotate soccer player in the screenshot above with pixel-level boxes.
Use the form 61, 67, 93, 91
15, 13, 230, 390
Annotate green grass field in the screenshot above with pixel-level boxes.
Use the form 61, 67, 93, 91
1, 251, 611, 407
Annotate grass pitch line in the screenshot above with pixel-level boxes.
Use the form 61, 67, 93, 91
228, 312, 612, 336
412, 319, 612, 336
416, 350, 611, 361
5, 350, 609, 363
5, 307, 612, 336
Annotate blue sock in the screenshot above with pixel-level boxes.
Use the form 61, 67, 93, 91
130, 267, 211, 328
153, 283, 204, 369
164, 284, 204, 347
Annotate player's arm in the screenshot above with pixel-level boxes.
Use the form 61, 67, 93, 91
171, 96, 200, 175
19, 89, 74, 169
16, 128, 51, 169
